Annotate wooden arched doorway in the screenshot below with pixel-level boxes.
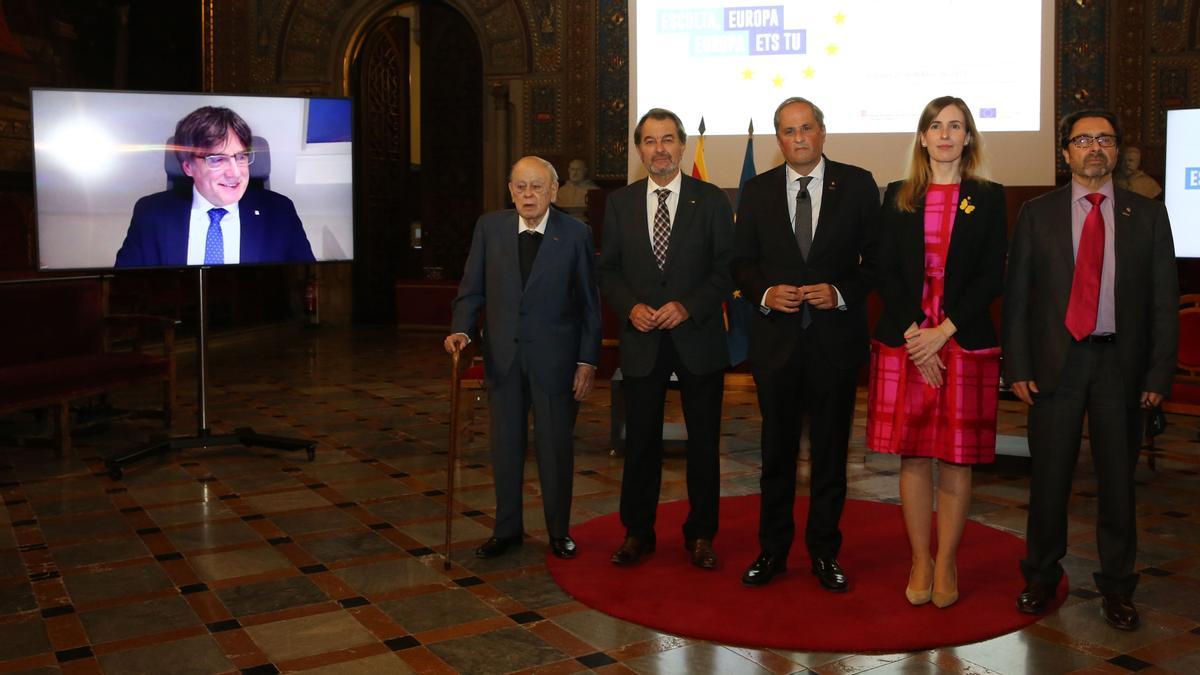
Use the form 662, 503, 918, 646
350, 2, 483, 323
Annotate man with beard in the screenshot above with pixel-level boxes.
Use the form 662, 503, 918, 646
1004, 109, 1178, 630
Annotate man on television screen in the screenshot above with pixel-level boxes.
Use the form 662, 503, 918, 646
114, 106, 315, 267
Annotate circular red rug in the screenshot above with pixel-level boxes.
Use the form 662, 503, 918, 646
546, 495, 1067, 652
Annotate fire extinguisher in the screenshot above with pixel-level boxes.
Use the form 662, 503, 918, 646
304, 272, 319, 326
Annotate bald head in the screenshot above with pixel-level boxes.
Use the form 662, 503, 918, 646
508, 156, 559, 226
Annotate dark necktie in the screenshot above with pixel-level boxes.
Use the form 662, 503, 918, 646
794, 177, 814, 329
1065, 193, 1105, 340
794, 176, 814, 260
652, 188, 671, 270
518, 229, 543, 287
205, 207, 227, 265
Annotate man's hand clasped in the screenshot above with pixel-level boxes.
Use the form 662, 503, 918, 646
629, 301, 690, 332
764, 283, 836, 313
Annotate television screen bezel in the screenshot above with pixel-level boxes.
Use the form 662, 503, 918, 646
30, 86, 356, 272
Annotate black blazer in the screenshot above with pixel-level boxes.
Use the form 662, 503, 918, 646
874, 178, 1007, 350
730, 159, 880, 370
114, 188, 316, 268
597, 173, 734, 378
1002, 183, 1179, 402
451, 208, 602, 394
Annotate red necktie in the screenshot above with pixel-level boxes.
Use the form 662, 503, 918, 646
1064, 193, 1106, 340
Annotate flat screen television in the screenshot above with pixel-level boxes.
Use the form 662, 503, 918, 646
31, 88, 354, 270
1165, 107, 1200, 258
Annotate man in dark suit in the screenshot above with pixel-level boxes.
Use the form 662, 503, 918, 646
114, 106, 315, 267
445, 155, 602, 560
1004, 109, 1178, 630
599, 108, 734, 570
731, 97, 879, 590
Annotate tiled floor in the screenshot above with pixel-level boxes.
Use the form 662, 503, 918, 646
1, 325, 1198, 674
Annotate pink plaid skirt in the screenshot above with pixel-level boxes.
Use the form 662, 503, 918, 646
866, 340, 1001, 464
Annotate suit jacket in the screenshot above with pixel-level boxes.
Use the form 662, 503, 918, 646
114, 188, 316, 267
597, 174, 734, 378
731, 159, 880, 370
451, 209, 602, 394
874, 178, 1007, 349
1002, 183, 1178, 402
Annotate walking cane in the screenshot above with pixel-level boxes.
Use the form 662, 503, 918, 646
444, 348, 462, 570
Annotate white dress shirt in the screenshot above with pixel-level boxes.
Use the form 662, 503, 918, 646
186, 189, 241, 265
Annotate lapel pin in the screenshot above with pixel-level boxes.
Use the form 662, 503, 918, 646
1121, 206, 1132, 217
827, 180, 837, 191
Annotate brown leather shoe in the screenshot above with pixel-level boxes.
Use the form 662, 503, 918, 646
685, 538, 718, 569
610, 536, 655, 566
1101, 593, 1140, 631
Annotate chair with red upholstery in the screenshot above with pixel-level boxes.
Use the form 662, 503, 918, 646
0, 278, 176, 453
1145, 294, 1200, 467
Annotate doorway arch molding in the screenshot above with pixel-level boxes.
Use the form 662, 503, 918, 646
268, 0, 532, 92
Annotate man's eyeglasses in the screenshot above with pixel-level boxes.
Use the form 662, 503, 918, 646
196, 151, 255, 169
1068, 135, 1118, 149
512, 182, 548, 195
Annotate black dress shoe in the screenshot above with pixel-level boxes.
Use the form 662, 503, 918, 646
1101, 593, 1140, 631
1016, 581, 1056, 614
742, 551, 786, 586
685, 538, 718, 569
550, 536, 577, 560
475, 535, 522, 559
610, 536, 655, 566
811, 557, 848, 592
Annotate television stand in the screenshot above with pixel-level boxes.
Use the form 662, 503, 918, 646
105, 267, 315, 480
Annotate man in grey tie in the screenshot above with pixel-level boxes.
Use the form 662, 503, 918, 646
598, 108, 734, 569
731, 96, 880, 590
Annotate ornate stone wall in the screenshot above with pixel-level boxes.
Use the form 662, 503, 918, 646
188, 1, 1200, 183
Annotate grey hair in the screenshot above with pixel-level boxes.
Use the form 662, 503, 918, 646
634, 108, 688, 145
509, 156, 558, 183
773, 97, 826, 132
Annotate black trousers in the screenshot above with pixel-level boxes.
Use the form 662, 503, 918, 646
1021, 340, 1143, 596
619, 334, 724, 542
487, 350, 579, 539
753, 329, 858, 559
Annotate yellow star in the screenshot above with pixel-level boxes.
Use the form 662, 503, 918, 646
742, 68, 753, 80
772, 74, 784, 87
826, 43, 839, 55
834, 12, 846, 25
803, 66, 815, 79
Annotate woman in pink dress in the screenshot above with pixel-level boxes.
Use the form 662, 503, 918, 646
867, 96, 1007, 608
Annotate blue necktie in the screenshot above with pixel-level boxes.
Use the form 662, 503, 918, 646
205, 207, 227, 265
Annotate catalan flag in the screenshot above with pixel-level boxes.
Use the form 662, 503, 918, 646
691, 117, 709, 181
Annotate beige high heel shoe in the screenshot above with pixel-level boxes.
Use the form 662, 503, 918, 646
906, 560, 934, 605
932, 563, 958, 608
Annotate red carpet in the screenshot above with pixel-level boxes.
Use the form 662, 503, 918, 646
546, 495, 1067, 652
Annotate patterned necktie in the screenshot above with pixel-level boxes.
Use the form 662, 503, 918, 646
205, 207, 227, 265
794, 176, 814, 260
652, 188, 671, 270
1065, 193, 1106, 340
